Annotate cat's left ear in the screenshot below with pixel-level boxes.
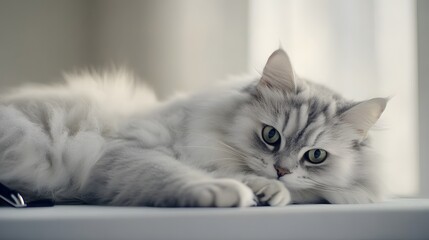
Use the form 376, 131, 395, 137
341, 98, 388, 139
258, 49, 296, 93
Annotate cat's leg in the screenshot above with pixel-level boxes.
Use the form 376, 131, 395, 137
83, 143, 256, 207
212, 171, 291, 207
0, 106, 56, 199
0, 105, 104, 202
241, 175, 291, 206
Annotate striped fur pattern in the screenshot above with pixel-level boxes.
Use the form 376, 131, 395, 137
0, 50, 387, 206
233, 80, 383, 204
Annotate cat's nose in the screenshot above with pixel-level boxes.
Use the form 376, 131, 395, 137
274, 164, 292, 177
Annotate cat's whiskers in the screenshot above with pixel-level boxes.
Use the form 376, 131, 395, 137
213, 139, 246, 156
183, 132, 249, 159
183, 138, 265, 172
210, 157, 250, 167
185, 147, 258, 171
181, 145, 245, 160
182, 145, 238, 155
190, 135, 268, 171
304, 177, 346, 192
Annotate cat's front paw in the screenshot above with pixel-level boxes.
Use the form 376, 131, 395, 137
244, 176, 291, 207
180, 179, 256, 207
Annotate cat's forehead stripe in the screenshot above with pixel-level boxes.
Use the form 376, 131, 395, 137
255, 83, 347, 148
283, 108, 298, 137
298, 104, 309, 132
308, 128, 326, 146
282, 105, 309, 138
282, 94, 333, 138
326, 101, 337, 118
304, 114, 327, 144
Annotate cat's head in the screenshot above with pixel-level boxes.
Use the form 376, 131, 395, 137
229, 49, 387, 204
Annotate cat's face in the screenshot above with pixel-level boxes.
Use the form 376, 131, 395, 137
231, 83, 358, 191
227, 50, 387, 202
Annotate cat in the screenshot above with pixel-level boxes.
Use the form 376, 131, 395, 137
0, 49, 387, 207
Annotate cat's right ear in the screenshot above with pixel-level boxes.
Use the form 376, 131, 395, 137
341, 98, 388, 139
257, 49, 296, 93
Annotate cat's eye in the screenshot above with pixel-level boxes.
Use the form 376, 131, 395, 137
262, 126, 281, 145
304, 149, 328, 164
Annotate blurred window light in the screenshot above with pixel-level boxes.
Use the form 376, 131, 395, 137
249, 0, 418, 196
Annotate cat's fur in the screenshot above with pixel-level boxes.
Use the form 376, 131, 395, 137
0, 50, 387, 207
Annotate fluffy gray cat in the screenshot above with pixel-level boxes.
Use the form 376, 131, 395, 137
0, 49, 387, 207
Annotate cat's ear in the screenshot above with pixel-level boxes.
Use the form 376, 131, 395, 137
341, 98, 388, 138
258, 49, 296, 93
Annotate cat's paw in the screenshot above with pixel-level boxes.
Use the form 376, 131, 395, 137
180, 179, 256, 207
244, 176, 291, 207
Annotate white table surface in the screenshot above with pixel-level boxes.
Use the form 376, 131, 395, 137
1, 199, 428, 240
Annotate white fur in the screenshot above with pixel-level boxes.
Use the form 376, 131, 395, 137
0, 70, 157, 201
0, 51, 386, 207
